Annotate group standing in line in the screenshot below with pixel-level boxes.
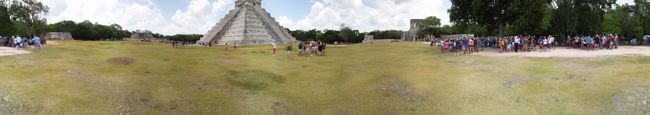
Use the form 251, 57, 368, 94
440, 36, 482, 55
296, 41, 327, 56
0, 35, 43, 49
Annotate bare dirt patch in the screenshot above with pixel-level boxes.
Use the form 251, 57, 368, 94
108, 57, 134, 65
0, 47, 30, 57
473, 46, 650, 58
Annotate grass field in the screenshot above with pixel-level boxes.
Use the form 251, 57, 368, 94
1, 41, 650, 114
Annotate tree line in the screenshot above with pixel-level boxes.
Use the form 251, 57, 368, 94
48, 20, 132, 40
288, 25, 365, 43
445, 0, 649, 41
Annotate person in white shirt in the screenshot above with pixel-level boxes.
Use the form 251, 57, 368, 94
14, 36, 21, 49
548, 35, 555, 50
272, 40, 277, 56
514, 36, 521, 52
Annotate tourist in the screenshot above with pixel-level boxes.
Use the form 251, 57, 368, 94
614, 34, 621, 49
440, 39, 449, 54
455, 39, 461, 55
498, 37, 505, 53
514, 36, 520, 52
468, 37, 475, 53
607, 34, 613, 50
548, 35, 555, 50
298, 42, 304, 56
529, 36, 536, 51
474, 38, 483, 53
32, 36, 41, 49
286, 44, 292, 57
14, 36, 21, 49
522, 36, 529, 52
461, 37, 468, 54
594, 35, 601, 49
585, 35, 594, 51
272, 40, 277, 56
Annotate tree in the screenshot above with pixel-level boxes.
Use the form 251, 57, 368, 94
369, 30, 403, 39
550, 0, 578, 36
417, 16, 442, 37
0, 0, 12, 36
634, 0, 650, 34
440, 25, 455, 35
9, 0, 48, 37
449, 0, 514, 36
507, 0, 552, 35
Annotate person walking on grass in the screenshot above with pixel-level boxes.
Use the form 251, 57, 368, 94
298, 41, 304, 56
442, 39, 449, 54
286, 44, 292, 57
272, 40, 277, 56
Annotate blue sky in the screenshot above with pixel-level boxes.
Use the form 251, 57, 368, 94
40, 0, 636, 35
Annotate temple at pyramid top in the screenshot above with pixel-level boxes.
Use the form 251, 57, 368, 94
197, 0, 296, 45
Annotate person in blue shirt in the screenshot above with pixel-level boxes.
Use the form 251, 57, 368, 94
32, 36, 41, 49
461, 37, 468, 54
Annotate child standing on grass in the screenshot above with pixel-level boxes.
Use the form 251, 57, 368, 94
286, 44, 292, 57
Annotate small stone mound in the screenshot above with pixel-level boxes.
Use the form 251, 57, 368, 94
108, 57, 134, 65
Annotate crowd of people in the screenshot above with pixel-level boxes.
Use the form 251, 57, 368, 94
566, 34, 620, 50
438, 36, 482, 55
434, 33, 647, 55
0, 35, 44, 49
296, 41, 327, 56
495, 35, 556, 53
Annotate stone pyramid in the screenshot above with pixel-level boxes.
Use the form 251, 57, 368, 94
197, 0, 295, 45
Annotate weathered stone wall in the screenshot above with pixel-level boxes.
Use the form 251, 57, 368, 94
43, 32, 73, 40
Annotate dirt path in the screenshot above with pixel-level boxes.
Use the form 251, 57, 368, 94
0, 47, 30, 57
472, 46, 650, 57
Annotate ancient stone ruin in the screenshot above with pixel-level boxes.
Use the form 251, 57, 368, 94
128, 30, 156, 41
401, 19, 424, 41
197, 0, 296, 45
362, 34, 374, 43
43, 32, 73, 40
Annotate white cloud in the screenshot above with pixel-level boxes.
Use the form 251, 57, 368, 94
41, 0, 234, 35
617, 0, 635, 5
278, 0, 451, 32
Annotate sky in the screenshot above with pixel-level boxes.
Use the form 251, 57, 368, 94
40, 0, 637, 35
